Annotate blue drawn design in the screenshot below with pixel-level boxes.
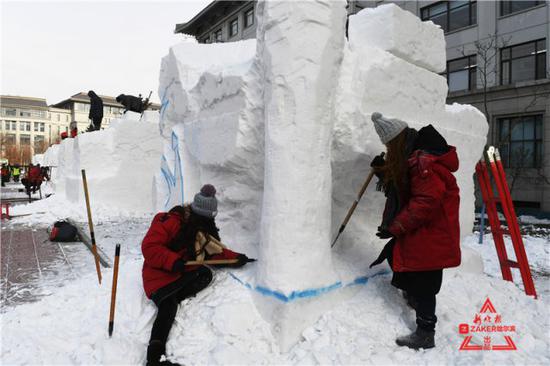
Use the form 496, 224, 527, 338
159, 131, 185, 210
228, 270, 390, 303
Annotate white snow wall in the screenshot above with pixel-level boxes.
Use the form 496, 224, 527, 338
157, 2, 488, 350
42, 111, 162, 214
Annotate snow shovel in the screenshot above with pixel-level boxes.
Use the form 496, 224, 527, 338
331, 168, 377, 248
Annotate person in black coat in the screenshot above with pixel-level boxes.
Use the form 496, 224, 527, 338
88, 90, 103, 131
116, 94, 145, 113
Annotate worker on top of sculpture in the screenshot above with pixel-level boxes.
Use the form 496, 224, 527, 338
87, 90, 103, 131
369, 112, 460, 350
116, 93, 150, 114
142, 184, 254, 366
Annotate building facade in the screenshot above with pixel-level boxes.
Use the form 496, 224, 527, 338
0, 96, 70, 164
175, 0, 550, 213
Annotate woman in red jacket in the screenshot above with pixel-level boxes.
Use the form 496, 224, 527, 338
369, 112, 460, 350
142, 184, 251, 366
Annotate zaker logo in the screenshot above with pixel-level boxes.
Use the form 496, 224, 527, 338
458, 298, 517, 351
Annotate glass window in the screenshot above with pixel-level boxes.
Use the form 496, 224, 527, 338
214, 29, 222, 43
40, 123, 45, 132
34, 122, 40, 132
4, 121, 9, 130
501, 39, 547, 85
245, 8, 254, 28
11, 121, 16, 130
5, 134, 16, 145
229, 18, 238, 37
446, 55, 477, 92
498, 115, 543, 168
34, 135, 45, 151
421, 1, 477, 33
20, 110, 31, 117
501, 1, 544, 16
20, 121, 31, 131
20, 134, 31, 145
3, 108, 17, 116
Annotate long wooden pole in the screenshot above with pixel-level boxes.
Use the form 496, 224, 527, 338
108, 244, 121, 337
331, 169, 376, 248
81, 169, 102, 284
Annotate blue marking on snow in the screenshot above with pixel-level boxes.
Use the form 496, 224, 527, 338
160, 131, 186, 210
228, 270, 390, 303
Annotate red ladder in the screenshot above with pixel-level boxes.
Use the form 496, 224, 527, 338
475, 146, 537, 298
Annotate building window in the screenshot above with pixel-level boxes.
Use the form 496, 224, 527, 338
501, 1, 544, 16
421, 1, 477, 33
34, 122, 40, 132
20, 134, 31, 146
20, 110, 31, 117
34, 135, 45, 151
214, 29, 222, 43
76, 103, 90, 112
244, 8, 254, 28
10, 121, 16, 130
498, 115, 543, 168
5, 134, 16, 145
203, 36, 211, 44
501, 39, 546, 85
229, 18, 239, 37
446, 55, 477, 92
20, 121, 31, 131
2, 108, 17, 116
4, 120, 16, 131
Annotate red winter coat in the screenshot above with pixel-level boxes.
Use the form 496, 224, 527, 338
388, 147, 461, 272
28, 166, 42, 183
141, 210, 241, 298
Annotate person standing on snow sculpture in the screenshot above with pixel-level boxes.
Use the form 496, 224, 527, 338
142, 184, 253, 366
87, 90, 103, 131
369, 112, 460, 350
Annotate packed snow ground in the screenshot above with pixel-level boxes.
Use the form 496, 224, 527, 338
1, 199, 549, 365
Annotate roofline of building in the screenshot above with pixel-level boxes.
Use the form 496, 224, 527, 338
1, 95, 49, 109
174, 0, 218, 34
51, 92, 123, 108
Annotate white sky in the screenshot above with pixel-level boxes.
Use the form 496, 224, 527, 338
0, 0, 211, 104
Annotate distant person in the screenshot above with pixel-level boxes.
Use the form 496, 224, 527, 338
116, 93, 150, 114
61, 131, 68, 140
70, 121, 78, 138
22, 164, 43, 195
141, 184, 254, 366
12, 165, 20, 182
1, 164, 9, 187
88, 90, 103, 131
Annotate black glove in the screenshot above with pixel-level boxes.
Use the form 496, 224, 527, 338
370, 153, 385, 168
171, 259, 186, 272
376, 229, 393, 239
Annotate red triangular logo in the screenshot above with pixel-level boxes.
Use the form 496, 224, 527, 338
492, 336, 517, 351
479, 298, 497, 313
459, 336, 483, 351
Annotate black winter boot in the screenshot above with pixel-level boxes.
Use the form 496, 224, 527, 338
395, 327, 435, 350
146, 340, 181, 366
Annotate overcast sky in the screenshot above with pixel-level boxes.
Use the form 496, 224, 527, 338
1, 0, 211, 104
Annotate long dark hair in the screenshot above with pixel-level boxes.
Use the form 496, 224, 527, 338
376, 129, 409, 194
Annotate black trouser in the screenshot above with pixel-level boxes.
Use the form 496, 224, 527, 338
410, 293, 437, 331
92, 117, 102, 131
149, 267, 213, 346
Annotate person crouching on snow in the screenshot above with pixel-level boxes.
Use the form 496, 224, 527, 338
142, 184, 252, 366
368, 112, 461, 350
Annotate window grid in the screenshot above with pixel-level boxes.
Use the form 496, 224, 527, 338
229, 18, 238, 37
500, 38, 547, 85
420, 1, 477, 33
500, 1, 544, 16
244, 8, 254, 28
446, 55, 477, 92
497, 114, 543, 168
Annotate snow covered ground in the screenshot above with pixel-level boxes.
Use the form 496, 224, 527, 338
1, 197, 549, 365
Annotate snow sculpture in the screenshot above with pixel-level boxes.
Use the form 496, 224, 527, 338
157, 1, 488, 350
41, 112, 162, 213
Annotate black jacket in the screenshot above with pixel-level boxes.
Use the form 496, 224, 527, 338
116, 94, 144, 113
88, 91, 103, 120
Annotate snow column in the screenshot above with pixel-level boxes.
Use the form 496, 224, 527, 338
257, 0, 346, 295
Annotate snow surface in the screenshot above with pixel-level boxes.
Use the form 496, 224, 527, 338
155, 1, 488, 348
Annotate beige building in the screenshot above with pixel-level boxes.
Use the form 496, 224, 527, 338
0, 95, 67, 163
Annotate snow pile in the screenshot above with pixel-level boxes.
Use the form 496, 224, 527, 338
31, 153, 44, 165
156, 1, 488, 349
39, 112, 162, 214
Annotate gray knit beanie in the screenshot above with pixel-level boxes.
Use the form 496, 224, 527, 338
371, 112, 408, 144
191, 184, 218, 218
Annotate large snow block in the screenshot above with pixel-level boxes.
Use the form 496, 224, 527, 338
55, 117, 162, 214
349, 4, 446, 73
157, 39, 264, 253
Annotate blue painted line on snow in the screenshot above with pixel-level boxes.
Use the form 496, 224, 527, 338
228, 270, 391, 303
